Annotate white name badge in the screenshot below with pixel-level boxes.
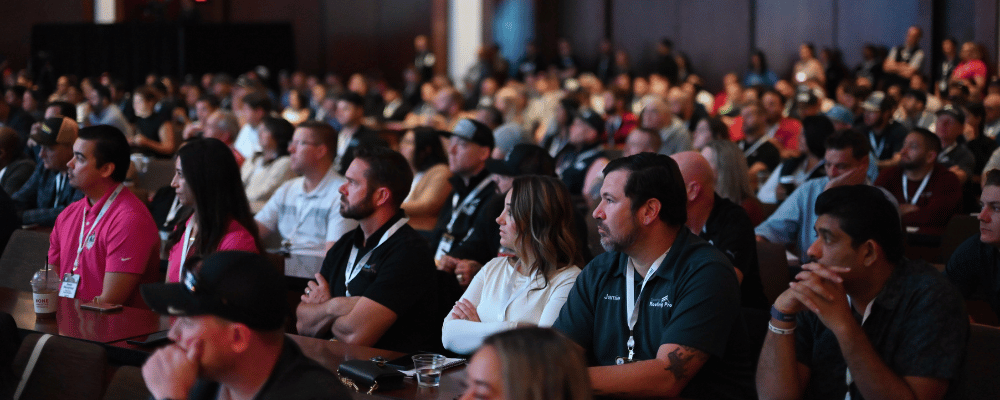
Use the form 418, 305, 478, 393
434, 233, 454, 263
59, 273, 80, 298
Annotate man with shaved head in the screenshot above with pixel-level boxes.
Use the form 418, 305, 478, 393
672, 151, 767, 309
641, 97, 691, 155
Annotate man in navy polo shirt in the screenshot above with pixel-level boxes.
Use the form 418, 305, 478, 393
553, 153, 755, 399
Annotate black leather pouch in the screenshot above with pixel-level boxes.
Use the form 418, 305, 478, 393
337, 359, 405, 393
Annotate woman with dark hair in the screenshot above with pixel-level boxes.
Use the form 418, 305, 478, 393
692, 116, 730, 150
460, 327, 592, 400
281, 89, 311, 126
400, 127, 452, 232
166, 138, 262, 282
539, 97, 580, 157
744, 49, 778, 88
793, 42, 825, 86
241, 116, 296, 212
443, 175, 583, 355
130, 85, 178, 158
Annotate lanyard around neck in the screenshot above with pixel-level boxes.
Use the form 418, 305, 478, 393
73, 184, 125, 272
179, 218, 196, 279
344, 217, 409, 296
623, 250, 668, 361
902, 169, 932, 205
446, 176, 493, 233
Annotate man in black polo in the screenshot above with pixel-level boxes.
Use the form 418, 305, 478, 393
296, 146, 439, 353
758, 185, 967, 400
672, 151, 768, 310
431, 119, 496, 274
553, 153, 755, 399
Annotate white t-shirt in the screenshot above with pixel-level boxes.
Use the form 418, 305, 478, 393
441, 257, 581, 355
255, 167, 358, 258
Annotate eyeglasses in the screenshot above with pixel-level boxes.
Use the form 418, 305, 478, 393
290, 140, 322, 147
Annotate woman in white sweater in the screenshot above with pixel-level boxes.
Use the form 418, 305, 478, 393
443, 175, 584, 355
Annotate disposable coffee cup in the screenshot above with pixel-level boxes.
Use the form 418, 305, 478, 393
31, 268, 60, 318
32, 291, 57, 317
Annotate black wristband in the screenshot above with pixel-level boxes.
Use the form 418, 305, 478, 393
770, 305, 796, 322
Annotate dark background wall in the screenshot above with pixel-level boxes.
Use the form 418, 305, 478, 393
553, 0, 993, 92
0, 0, 996, 93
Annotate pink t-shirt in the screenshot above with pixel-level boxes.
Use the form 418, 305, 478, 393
166, 217, 259, 282
48, 186, 160, 308
952, 60, 987, 81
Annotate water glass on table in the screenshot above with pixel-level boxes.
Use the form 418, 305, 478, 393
411, 353, 446, 387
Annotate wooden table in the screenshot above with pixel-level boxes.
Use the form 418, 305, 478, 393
287, 335, 467, 400
0, 286, 466, 399
0, 286, 170, 344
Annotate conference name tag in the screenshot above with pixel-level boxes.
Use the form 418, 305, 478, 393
59, 273, 80, 298
434, 233, 454, 263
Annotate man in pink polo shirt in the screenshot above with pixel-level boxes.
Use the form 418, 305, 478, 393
48, 125, 159, 307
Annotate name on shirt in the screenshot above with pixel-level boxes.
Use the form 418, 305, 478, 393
649, 295, 673, 308
603, 294, 621, 301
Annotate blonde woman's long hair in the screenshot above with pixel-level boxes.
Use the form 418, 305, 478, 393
483, 327, 593, 400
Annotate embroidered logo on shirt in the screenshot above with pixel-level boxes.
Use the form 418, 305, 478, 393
649, 295, 673, 308
603, 294, 621, 301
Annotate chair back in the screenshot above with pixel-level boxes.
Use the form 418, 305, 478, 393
939, 214, 979, 264
955, 324, 1000, 399
101, 366, 150, 400
0, 230, 50, 291
756, 240, 791, 305
11, 333, 108, 400
133, 158, 176, 194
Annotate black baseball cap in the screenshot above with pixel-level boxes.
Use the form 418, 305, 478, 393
141, 251, 286, 331
31, 117, 78, 146
441, 118, 495, 149
486, 144, 555, 177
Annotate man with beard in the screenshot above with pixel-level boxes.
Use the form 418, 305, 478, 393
875, 128, 961, 234
553, 153, 755, 399
295, 146, 439, 353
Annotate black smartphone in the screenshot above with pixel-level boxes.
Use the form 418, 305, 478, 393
126, 330, 171, 347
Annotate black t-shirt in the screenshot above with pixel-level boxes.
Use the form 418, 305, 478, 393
553, 228, 756, 400
701, 194, 768, 310
556, 144, 606, 196
188, 336, 351, 400
431, 169, 497, 251
336, 126, 388, 176
946, 235, 1000, 320
795, 260, 968, 400
739, 138, 780, 172
319, 211, 441, 353
858, 121, 908, 161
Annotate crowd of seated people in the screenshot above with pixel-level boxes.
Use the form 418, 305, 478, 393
2, 24, 1000, 399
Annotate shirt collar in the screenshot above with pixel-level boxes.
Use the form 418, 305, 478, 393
612, 228, 691, 278
350, 209, 406, 252
301, 166, 339, 197
448, 168, 491, 195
